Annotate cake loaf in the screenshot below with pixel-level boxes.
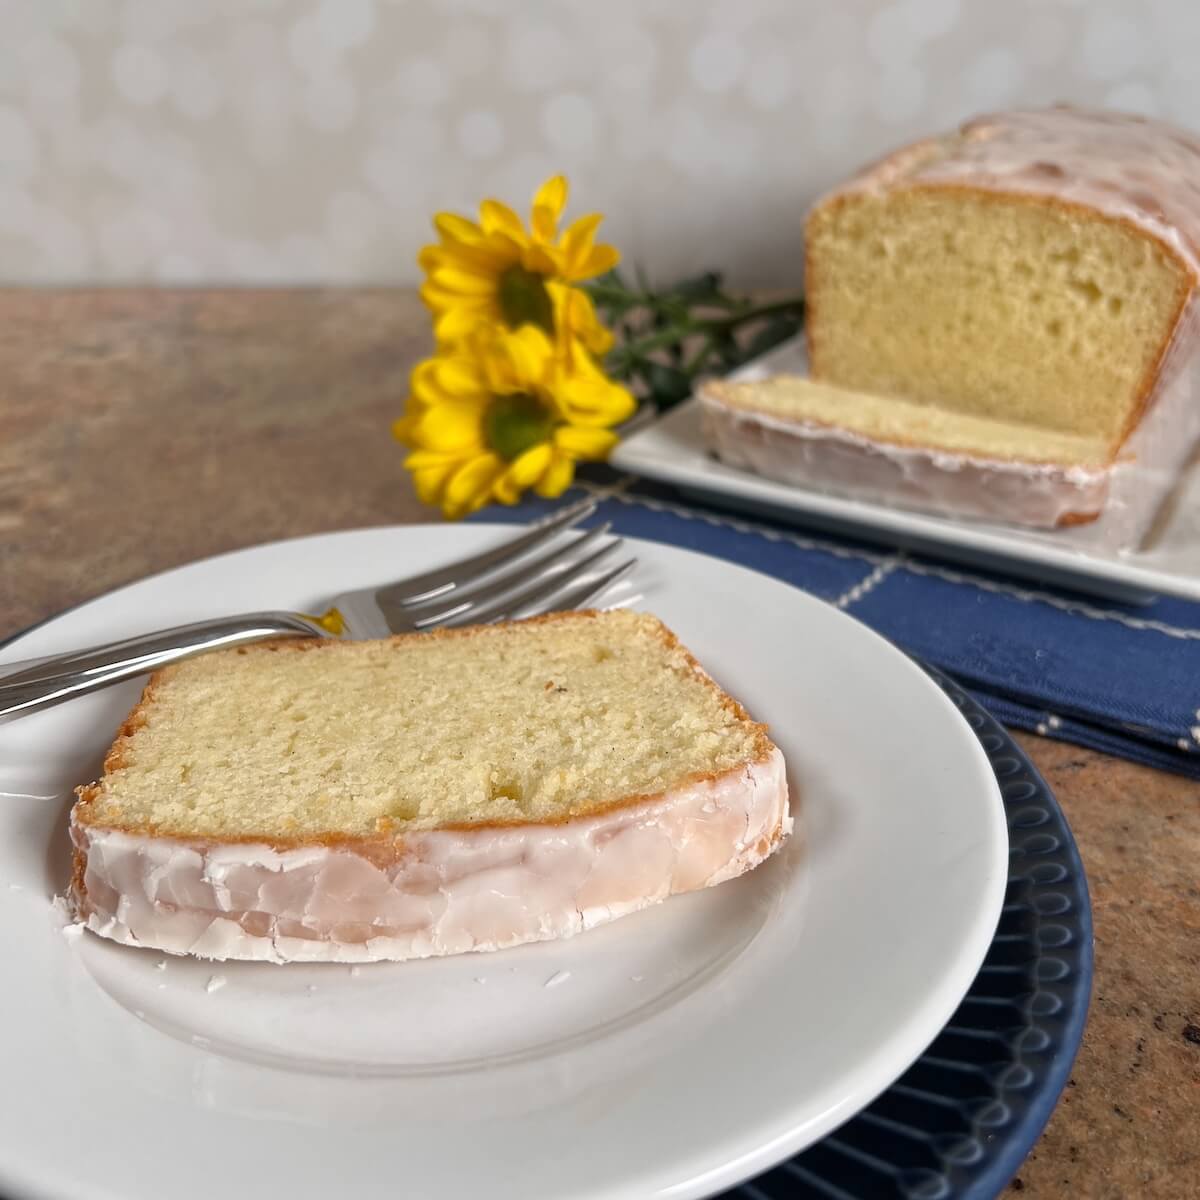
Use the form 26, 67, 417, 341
704, 107, 1200, 531
69, 610, 790, 963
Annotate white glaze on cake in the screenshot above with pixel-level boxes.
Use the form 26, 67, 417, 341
834, 108, 1200, 274
700, 389, 1111, 528
69, 748, 790, 963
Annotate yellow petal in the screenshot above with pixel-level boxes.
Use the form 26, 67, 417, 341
471, 326, 525, 394
444, 453, 504, 517
434, 212, 487, 246
410, 461, 459, 507
583, 323, 613, 355
555, 285, 614, 355
531, 175, 569, 244
392, 413, 417, 444
561, 212, 602, 246
408, 356, 439, 387
567, 242, 621, 282
534, 175, 568, 222
608, 382, 638, 424
417, 245, 443, 274
411, 401, 486, 453
533, 452, 575, 498
564, 339, 609, 378
554, 424, 620, 460
494, 442, 553, 504
404, 448, 463, 470
510, 440, 554, 485
418, 280, 444, 314
549, 379, 609, 422
430, 266, 496, 296
531, 205, 561, 246
408, 358, 442, 405
429, 237, 516, 275
432, 305, 489, 344
504, 325, 555, 388
410, 355, 483, 407
420, 278, 493, 315
556, 373, 637, 425
481, 230, 527, 260
559, 213, 602, 273
431, 356, 486, 399
479, 199, 529, 243
521, 240, 562, 276
479, 345, 519, 396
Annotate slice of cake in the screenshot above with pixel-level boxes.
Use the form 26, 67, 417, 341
704, 107, 1200, 530
701, 374, 1112, 526
69, 610, 790, 963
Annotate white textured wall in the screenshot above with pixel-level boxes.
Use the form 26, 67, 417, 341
0, 0, 1195, 285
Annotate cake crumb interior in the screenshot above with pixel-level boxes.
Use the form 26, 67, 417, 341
83, 611, 765, 839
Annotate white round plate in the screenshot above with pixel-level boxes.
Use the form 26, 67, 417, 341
0, 526, 1007, 1200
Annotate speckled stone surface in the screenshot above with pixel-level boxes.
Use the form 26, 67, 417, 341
0, 289, 430, 632
2, 290, 1197, 1198
1006, 732, 1200, 1198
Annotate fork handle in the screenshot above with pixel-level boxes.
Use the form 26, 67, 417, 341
0, 611, 325, 721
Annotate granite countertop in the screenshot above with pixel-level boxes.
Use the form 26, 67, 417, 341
2, 290, 1197, 1198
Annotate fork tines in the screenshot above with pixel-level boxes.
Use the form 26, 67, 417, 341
389, 496, 599, 606
411, 523, 633, 629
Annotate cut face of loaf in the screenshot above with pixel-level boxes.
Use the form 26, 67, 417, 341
805, 108, 1200, 454
70, 610, 791, 963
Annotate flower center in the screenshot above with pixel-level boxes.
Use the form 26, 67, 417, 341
497, 266, 555, 333
484, 393, 555, 461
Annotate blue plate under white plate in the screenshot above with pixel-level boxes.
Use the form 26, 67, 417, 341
725, 667, 1093, 1200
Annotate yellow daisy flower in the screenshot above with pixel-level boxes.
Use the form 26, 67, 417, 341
394, 325, 636, 520
419, 174, 619, 355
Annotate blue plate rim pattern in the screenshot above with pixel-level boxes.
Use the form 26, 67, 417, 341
724, 665, 1094, 1200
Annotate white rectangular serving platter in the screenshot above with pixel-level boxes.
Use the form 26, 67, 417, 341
610, 338, 1200, 604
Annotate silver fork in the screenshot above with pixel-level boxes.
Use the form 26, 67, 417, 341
0, 498, 635, 721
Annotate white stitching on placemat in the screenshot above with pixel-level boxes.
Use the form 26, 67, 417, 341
582, 484, 1200, 642
899, 558, 1200, 641
835, 559, 902, 610
576, 476, 638, 501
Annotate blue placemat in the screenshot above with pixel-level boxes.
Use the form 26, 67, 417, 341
475, 480, 1200, 778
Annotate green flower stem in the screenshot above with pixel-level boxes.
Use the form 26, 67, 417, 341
683, 334, 718, 376
605, 296, 805, 373
588, 268, 805, 411
586, 280, 746, 315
